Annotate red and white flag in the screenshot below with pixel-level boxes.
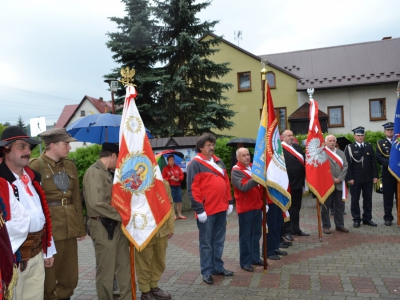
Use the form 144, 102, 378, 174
111, 85, 171, 251
305, 97, 334, 204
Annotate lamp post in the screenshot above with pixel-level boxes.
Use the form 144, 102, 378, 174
104, 78, 119, 114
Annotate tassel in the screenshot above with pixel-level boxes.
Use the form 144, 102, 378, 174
5, 264, 18, 300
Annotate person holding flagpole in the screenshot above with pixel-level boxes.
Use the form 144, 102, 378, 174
187, 133, 234, 285
321, 135, 349, 234
345, 126, 378, 228
281, 130, 309, 239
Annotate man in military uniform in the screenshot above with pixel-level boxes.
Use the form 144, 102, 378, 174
376, 122, 398, 226
29, 128, 86, 300
83, 143, 132, 300
345, 126, 378, 228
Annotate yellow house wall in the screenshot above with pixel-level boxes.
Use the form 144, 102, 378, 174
204, 36, 298, 138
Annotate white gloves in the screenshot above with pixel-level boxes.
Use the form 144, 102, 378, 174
227, 204, 233, 215
198, 211, 207, 223
266, 205, 269, 213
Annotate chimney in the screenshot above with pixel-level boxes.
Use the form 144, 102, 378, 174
99, 97, 103, 102
382, 36, 392, 40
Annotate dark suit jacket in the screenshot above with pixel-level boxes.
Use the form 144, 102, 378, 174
376, 138, 394, 178
344, 142, 378, 183
283, 143, 305, 190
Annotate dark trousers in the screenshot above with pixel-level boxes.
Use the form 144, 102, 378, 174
284, 188, 303, 234
350, 181, 373, 222
321, 188, 345, 228
382, 175, 397, 221
238, 209, 262, 266
265, 204, 283, 256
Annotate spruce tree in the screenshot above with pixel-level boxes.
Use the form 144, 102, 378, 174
153, 0, 235, 136
105, 0, 168, 137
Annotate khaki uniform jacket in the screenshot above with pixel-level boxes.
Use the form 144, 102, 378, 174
82, 159, 121, 221
327, 148, 348, 191
158, 181, 175, 237
30, 153, 86, 241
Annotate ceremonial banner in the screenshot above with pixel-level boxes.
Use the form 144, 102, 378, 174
112, 85, 171, 251
305, 97, 334, 204
389, 91, 400, 181
252, 82, 291, 212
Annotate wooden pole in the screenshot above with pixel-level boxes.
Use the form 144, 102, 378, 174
130, 243, 136, 300
262, 187, 268, 273
397, 182, 400, 226
316, 198, 322, 242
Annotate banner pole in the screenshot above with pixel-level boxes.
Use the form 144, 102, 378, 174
316, 198, 322, 242
130, 243, 136, 300
397, 182, 400, 227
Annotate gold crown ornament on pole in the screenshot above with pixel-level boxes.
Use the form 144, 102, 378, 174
119, 66, 137, 87
261, 59, 268, 81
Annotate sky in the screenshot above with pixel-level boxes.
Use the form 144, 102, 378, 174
0, 0, 398, 128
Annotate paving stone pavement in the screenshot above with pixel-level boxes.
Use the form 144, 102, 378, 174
72, 192, 400, 300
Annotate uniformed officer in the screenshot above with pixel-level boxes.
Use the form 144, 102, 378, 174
83, 143, 132, 300
30, 128, 86, 300
345, 126, 378, 228
376, 122, 398, 226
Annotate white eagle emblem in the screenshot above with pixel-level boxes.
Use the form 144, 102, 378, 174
306, 138, 328, 167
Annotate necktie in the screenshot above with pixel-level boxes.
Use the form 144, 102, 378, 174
21, 174, 34, 196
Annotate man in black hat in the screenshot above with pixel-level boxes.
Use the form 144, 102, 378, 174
83, 143, 133, 300
376, 122, 397, 226
30, 128, 86, 300
345, 126, 378, 228
0, 126, 56, 299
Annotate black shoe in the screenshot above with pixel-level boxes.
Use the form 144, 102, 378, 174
203, 275, 213, 284
241, 265, 254, 272
212, 269, 234, 276
294, 231, 310, 236
343, 211, 346, 215
279, 242, 289, 248
353, 221, 360, 228
283, 234, 294, 241
281, 240, 292, 246
274, 249, 288, 256
251, 260, 264, 266
362, 220, 377, 227
385, 220, 393, 226
267, 254, 280, 260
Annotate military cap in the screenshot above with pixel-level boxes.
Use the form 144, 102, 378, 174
0, 126, 41, 149
352, 126, 365, 135
102, 142, 119, 154
38, 128, 77, 146
382, 122, 394, 130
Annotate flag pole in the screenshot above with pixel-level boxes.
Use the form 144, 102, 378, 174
261, 66, 268, 273
397, 83, 400, 227
130, 243, 136, 300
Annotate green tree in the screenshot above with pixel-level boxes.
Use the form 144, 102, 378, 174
16, 116, 26, 132
153, 0, 235, 136
105, 0, 168, 137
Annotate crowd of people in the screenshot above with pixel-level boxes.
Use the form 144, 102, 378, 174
0, 122, 396, 299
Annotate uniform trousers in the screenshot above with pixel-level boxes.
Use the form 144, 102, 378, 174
44, 238, 78, 300
321, 188, 345, 229
14, 251, 45, 300
266, 204, 283, 256
238, 209, 262, 266
284, 188, 303, 234
135, 234, 168, 293
89, 219, 132, 300
350, 181, 373, 222
382, 175, 397, 222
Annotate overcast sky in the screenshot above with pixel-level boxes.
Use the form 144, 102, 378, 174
0, 0, 398, 128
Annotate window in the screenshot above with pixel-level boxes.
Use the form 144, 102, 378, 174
80, 110, 86, 117
237, 72, 251, 92
275, 107, 287, 131
327, 106, 344, 127
266, 71, 276, 89
369, 98, 386, 121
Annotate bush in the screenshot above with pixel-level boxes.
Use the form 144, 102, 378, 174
69, 144, 101, 189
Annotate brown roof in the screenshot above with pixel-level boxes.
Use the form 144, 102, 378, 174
85, 96, 112, 113
288, 102, 328, 120
260, 37, 400, 90
149, 136, 199, 150
54, 104, 78, 128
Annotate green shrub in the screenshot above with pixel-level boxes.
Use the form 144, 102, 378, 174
69, 144, 101, 189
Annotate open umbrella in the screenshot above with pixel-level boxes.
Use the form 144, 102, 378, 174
155, 150, 184, 172
226, 137, 256, 148
66, 113, 153, 144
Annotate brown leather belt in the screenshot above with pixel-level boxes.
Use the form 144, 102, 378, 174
19, 229, 44, 261
47, 198, 72, 207
90, 216, 102, 221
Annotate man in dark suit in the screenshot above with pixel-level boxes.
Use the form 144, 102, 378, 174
345, 126, 378, 228
376, 122, 398, 226
281, 130, 309, 240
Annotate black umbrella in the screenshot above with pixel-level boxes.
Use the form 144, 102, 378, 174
336, 136, 351, 151
226, 137, 256, 148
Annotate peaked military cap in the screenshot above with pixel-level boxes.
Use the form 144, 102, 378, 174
38, 128, 77, 146
352, 126, 365, 135
382, 122, 394, 130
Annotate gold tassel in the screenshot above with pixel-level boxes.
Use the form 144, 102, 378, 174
5, 264, 18, 300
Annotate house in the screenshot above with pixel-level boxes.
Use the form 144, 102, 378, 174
55, 95, 113, 151
261, 37, 400, 134
201, 34, 300, 138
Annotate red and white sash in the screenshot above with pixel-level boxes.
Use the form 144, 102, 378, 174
282, 142, 304, 164
325, 147, 347, 200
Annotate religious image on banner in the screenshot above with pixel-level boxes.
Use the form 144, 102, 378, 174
112, 67, 171, 251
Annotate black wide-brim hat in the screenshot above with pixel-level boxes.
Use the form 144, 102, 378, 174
0, 126, 41, 150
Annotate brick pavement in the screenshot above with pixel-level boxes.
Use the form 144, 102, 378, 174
72, 193, 400, 300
